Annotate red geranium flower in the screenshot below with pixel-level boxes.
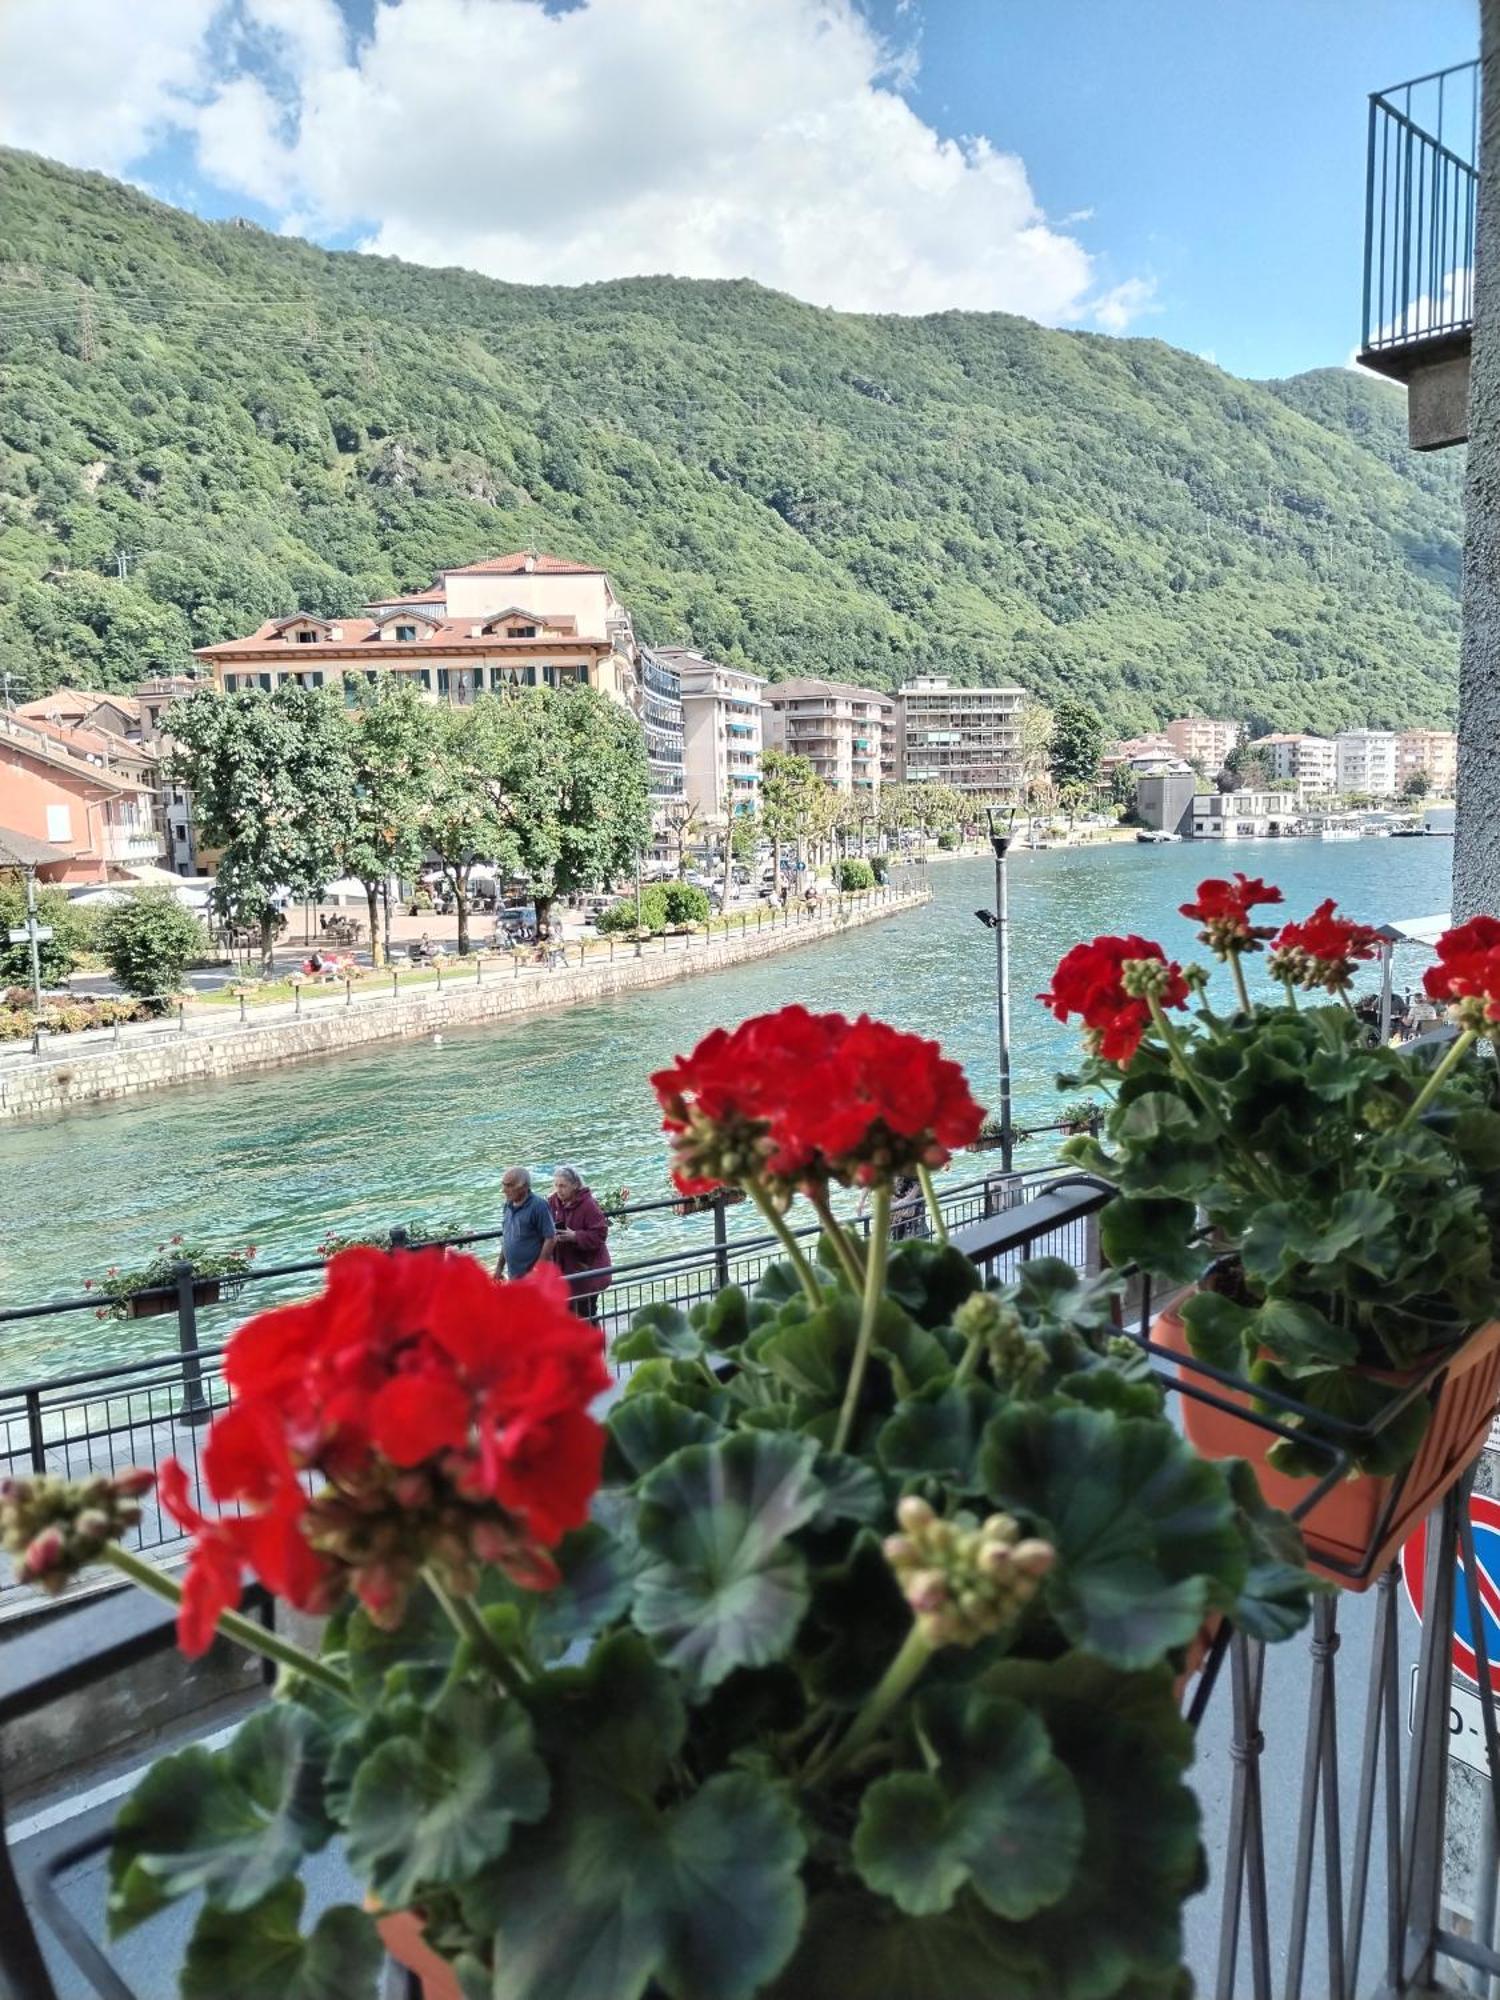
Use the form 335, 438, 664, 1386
1422, 914, 1500, 1021
1180, 875, 1283, 956
651, 1006, 984, 1190
1039, 935, 1189, 1063
162, 1248, 608, 1652
1269, 900, 1382, 994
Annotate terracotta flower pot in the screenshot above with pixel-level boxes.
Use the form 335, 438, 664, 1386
124, 1277, 224, 1319
376, 1909, 465, 2000
1154, 1302, 1500, 1588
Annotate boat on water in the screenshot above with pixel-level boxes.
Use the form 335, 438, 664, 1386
1320, 827, 1361, 841
1135, 829, 1181, 844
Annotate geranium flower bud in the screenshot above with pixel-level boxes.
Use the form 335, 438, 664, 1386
896, 1495, 935, 1534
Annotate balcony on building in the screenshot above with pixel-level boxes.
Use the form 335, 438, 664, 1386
1359, 59, 1476, 450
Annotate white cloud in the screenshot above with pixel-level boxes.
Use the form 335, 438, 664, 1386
0, 0, 219, 175
1, 0, 1154, 331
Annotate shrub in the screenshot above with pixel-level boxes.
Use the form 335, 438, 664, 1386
662, 881, 710, 925
837, 857, 875, 891
597, 883, 671, 933
936, 829, 958, 851
870, 854, 890, 883
0, 1008, 34, 1040
96, 889, 206, 998
0, 882, 98, 986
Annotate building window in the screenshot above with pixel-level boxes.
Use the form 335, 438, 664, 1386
46, 803, 71, 844
296, 629, 318, 644
395, 624, 417, 642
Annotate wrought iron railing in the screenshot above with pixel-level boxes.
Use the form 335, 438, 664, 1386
0, 1169, 1064, 1587
1362, 60, 1478, 365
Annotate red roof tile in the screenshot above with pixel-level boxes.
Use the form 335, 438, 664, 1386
442, 551, 603, 577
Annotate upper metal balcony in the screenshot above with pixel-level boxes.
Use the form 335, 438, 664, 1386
1360, 60, 1477, 448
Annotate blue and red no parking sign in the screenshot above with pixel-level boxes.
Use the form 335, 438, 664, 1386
1402, 1491, 1500, 1691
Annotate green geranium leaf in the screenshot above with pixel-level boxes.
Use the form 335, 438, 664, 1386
765, 1892, 1049, 2000
1179, 1291, 1253, 1373
1221, 1460, 1316, 1643
1099, 1196, 1203, 1287
345, 1683, 548, 1907
1258, 1359, 1432, 1479
484, 1769, 806, 2000
345, 1585, 458, 1705
1055, 1367, 1164, 1420
758, 1294, 858, 1402
620, 1356, 730, 1417
753, 1260, 810, 1315
181, 1887, 379, 2000
1014, 1257, 1121, 1343
981, 1404, 1242, 1668
523, 1629, 684, 1794
1242, 1191, 1396, 1282
854, 1689, 1082, 1918
1452, 1107, 1500, 1172
694, 1283, 751, 1349
976, 1658, 1201, 1999
604, 1394, 721, 1484
615, 1300, 702, 1364
1251, 1298, 1358, 1375
324, 1699, 425, 1820
810, 1449, 890, 1527
110, 1706, 332, 1933
531, 1522, 640, 1650
884, 1239, 981, 1326
633, 1432, 825, 1693
1113, 1091, 1221, 1197
877, 1382, 999, 1487
796, 1529, 914, 1707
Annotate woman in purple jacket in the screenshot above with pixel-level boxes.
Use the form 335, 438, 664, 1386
547, 1166, 613, 1319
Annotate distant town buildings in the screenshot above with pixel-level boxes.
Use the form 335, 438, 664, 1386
762, 679, 891, 796
894, 678, 1025, 797
1396, 728, 1458, 794
1333, 729, 1399, 798
0, 706, 163, 882
1135, 770, 1197, 837
1164, 717, 1239, 772
1244, 732, 1337, 796
661, 650, 765, 821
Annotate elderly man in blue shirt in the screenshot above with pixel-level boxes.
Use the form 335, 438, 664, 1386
494, 1166, 557, 1280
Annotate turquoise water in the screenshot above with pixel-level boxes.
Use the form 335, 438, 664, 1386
0, 837, 1452, 1379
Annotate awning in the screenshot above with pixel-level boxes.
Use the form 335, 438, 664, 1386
1373, 913, 1451, 948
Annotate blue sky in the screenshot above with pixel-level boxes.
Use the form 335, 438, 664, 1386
0, 0, 1480, 380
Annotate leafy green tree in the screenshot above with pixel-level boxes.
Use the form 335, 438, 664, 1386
1050, 698, 1104, 798
662, 881, 710, 926
760, 751, 818, 882
0, 879, 97, 987
1221, 745, 1272, 792
96, 889, 206, 997
1018, 701, 1056, 808
1401, 769, 1431, 800
168, 685, 357, 971
420, 699, 524, 956
531, 687, 652, 935
660, 799, 705, 880
343, 680, 435, 966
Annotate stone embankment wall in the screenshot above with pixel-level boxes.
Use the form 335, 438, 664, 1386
0, 889, 929, 1123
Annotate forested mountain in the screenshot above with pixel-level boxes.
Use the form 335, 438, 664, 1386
0, 149, 1467, 733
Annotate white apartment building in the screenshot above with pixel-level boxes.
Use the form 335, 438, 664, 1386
1397, 728, 1458, 794
1334, 729, 1399, 798
1164, 717, 1240, 772
1245, 732, 1337, 796
661, 649, 765, 821
762, 679, 891, 795
1191, 790, 1302, 839
895, 678, 1026, 796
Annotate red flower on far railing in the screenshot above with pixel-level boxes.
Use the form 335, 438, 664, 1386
1268, 900, 1382, 994
1038, 935, 1188, 1063
1422, 914, 1500, 1024
157, 1247, 608, 1654
1179, 874, 1283, 957
651, 1005, 984, 1192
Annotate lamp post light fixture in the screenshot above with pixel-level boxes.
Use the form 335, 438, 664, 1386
973, 805, 1016, 1174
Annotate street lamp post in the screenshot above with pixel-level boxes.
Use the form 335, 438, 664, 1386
975, 807, 1016, 1174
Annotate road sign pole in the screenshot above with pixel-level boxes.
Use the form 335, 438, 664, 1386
24, 869, 42, 1013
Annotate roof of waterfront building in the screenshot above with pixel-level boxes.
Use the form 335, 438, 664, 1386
763, 677, 892, 707
0, 716, 139, 793
196, 614, 606, 656
0, 824, 77, 868
442, 552, 604, 577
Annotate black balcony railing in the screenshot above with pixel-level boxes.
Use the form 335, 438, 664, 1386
1362, 59, 1478, 372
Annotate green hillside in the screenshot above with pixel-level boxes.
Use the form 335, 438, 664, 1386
0, 148, 1466, 734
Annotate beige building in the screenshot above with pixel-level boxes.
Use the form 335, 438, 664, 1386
1164, 717, 1239, 772
196, 552, 637, 709
1245, 732, 1337, 796
762, 678, 891, 795
659, 649, 765, 821
895, 678, 1025, 797
1397, 728, 1458, 794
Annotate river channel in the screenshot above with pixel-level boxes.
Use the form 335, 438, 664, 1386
0, 838, 1452, 1379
